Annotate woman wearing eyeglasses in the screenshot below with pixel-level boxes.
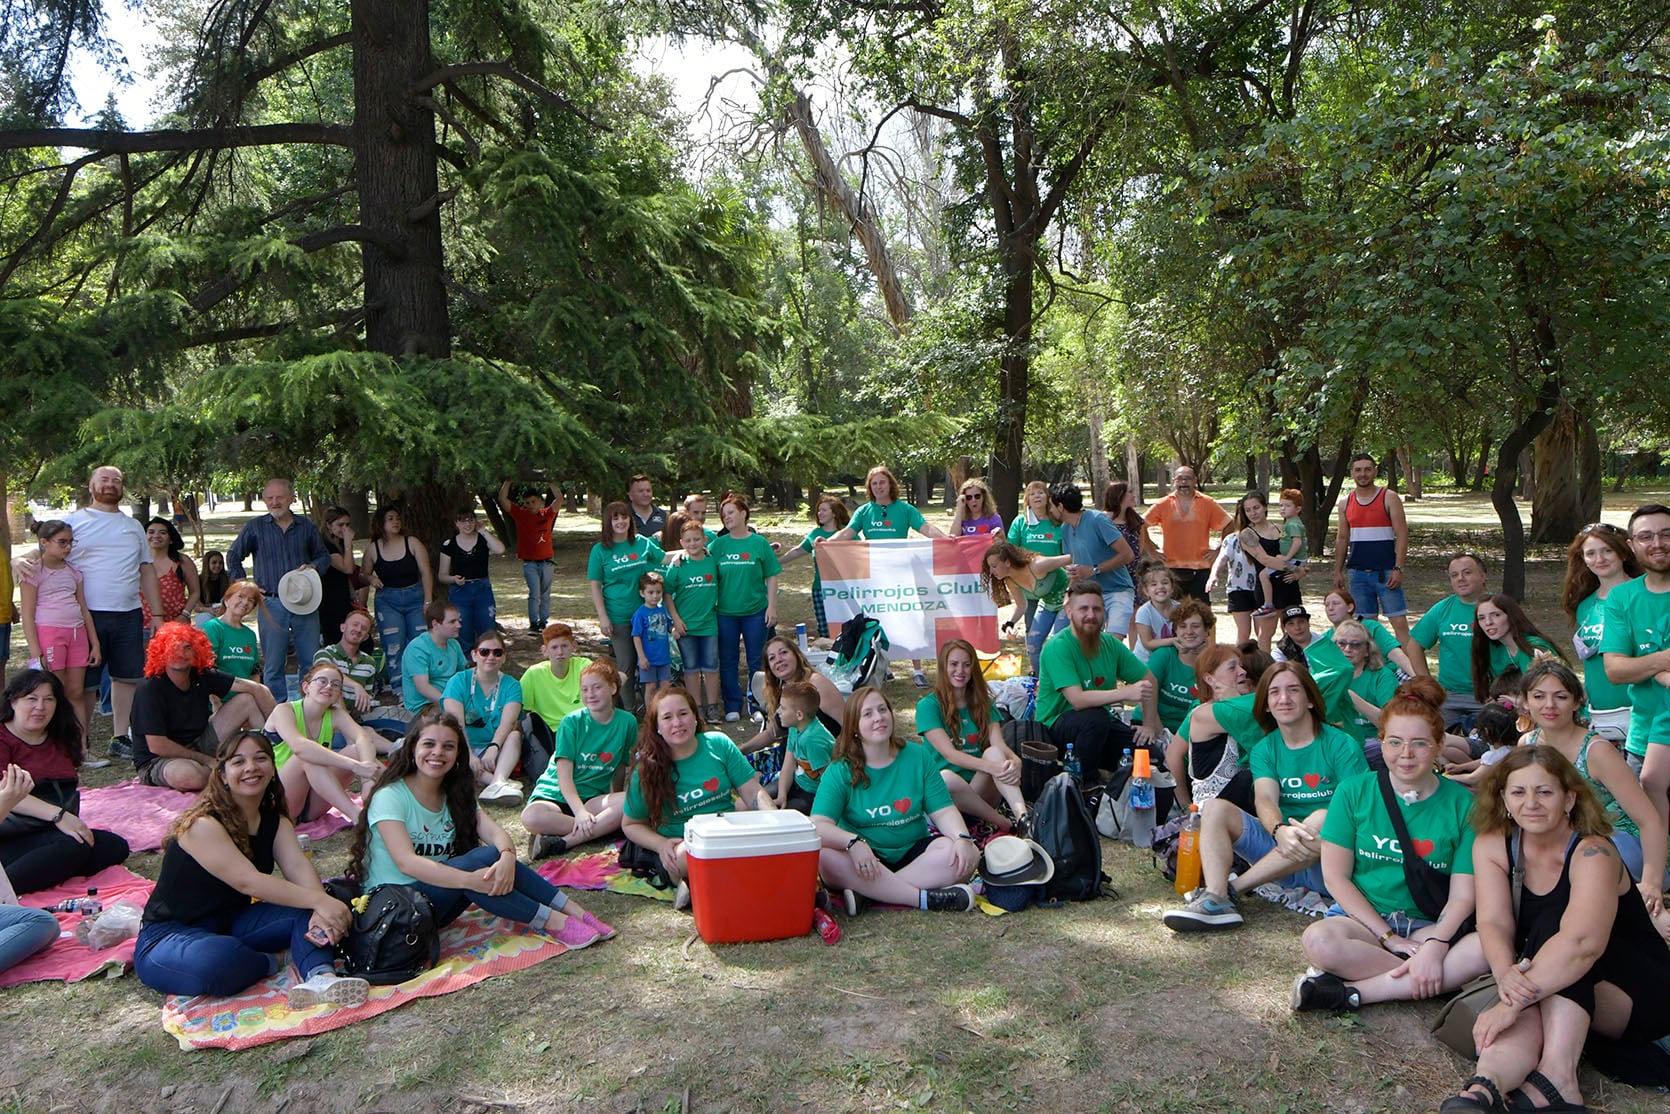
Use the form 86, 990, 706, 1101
949, 479, 1003, 536
1332, 619, 1400, 767
442, 629, 524, 805
262, 662, 383, 823
1563, 522, 1640, 745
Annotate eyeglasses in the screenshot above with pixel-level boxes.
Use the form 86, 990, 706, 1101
1334, 639, 1368, 649
1633, 529, 1670, 545
476, 647, 505, 657
313, 678, 343, 690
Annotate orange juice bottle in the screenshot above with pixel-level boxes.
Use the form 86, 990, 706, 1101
1174, 803, 1203, 895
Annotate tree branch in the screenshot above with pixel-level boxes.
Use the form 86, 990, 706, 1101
0, 123, 355, 154
241, 32, 353, 88
409, 62, 605, 129
190, 226, 402, 314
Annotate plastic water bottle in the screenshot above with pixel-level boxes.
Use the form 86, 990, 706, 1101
1175, 804, 1204, 895
1063, 743, 1081, 781
811, 908, 841, 945
796, 623, 809, 652
47, 888, 101, 915
1118, 748, 1133, 774
1130, 749, 1156, 848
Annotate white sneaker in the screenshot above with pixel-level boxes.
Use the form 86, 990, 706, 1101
723, 711, 739, 723
674, 880, 691, 911
287, 972, 369, 1009
912, 669, 930, 688
81, 756, 112, 770
480, 780, 523, 804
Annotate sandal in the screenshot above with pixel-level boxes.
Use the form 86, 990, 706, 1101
1507, 1070, 1586, 1113
1440, 1075, 1507, 1114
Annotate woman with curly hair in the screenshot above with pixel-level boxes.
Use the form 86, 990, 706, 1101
131, 623, 274, 792
949, 478, 1002, 536
349, 709, 609, 949
135, 730, 366, 1006
742, 636, 846, 756
620, 688, 772, 909
141, 516, 199, 629
980, 539, 1071, 675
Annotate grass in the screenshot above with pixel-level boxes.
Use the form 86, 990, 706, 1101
4, 486, 1670, 1111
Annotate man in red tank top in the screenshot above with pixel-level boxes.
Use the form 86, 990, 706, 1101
1331, 454, 1410, 640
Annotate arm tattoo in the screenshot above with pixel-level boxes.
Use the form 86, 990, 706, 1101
1580, 844, 1614, 858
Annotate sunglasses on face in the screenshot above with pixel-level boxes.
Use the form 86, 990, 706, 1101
476, 647, 505, 658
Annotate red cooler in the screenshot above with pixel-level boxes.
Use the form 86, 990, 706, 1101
684, 810, 822, 944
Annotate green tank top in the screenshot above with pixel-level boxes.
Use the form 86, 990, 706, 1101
276, 699, 334, 771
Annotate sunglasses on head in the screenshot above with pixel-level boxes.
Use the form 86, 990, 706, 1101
1581, 522, 1625, 537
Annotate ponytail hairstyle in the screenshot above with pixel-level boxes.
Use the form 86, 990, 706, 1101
346, 709, 478, 881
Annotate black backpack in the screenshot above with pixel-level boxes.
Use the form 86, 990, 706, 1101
341, 884, 440, 985
1032, 772, 1106, 902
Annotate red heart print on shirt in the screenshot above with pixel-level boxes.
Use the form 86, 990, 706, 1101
1092, 676, 1106, 687
1302, 773, 1321, 788
892, 798, 912, 814
703, 777, 720, 792
598, 752, 614, 764
1412, 838, 1436, 859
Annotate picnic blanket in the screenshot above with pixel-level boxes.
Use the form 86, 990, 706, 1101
0, 865, 157, 988
78, 781, 353, 853
535, 850, 673, 901
162, 908, 572, 1051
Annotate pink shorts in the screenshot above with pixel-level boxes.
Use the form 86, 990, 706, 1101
38, 624, 91, 671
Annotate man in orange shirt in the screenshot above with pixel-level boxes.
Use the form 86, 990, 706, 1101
1142, 467, 1231, 602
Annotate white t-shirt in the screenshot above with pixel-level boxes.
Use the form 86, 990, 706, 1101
65, 508, 151, 612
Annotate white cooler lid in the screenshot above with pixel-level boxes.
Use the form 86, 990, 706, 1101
684, 810, 822, 859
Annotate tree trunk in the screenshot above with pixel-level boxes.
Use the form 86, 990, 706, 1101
1472, 431, 1491, 490
1397, 445, 1422, 500
1126, 442, 1142, 503
1257, 453, 1272, 493
1616, 451, 1660, 492
1529, 399, 1596, 544
1492, 376, 1562, 599
479, 488, 513, 549
336, 484, 372, 537
1088, 409, 1109, 498
352, 0, 450, 359
988, 239, 1034, 521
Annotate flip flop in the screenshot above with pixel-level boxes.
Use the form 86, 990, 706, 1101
1506, 1070, 1586, 1112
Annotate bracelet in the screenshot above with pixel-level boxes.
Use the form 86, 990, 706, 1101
51, 807, 66, 825
846, 835, 865, 850
1378, 927, 1398, 947
956, 833, 977, 842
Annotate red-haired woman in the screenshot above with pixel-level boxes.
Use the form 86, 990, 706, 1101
588, 499, 665, 713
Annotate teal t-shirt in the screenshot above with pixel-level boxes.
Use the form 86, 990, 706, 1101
442, 670, 524, 752
530, 706, 636, 803
1248, 723, 1370, 823
711, 532, 782, 616
811, 741, 953, 862
1319, 772, 1476, 917
798, 527, 836, 598
1410, 595, 1478, 696
915, 693, 992, 781
587, 537, 667, 624
1576, 591, 1631, 715
204, 617, 258, 679
1341, 665, 1400, 742
364, 779, 457, 889
664, 554, 720, 637
1021, 567, 1068, 611
787, 718, 838, 794
623, 731, 756, 839
1034, 629, 1150, 728
1006, 513, 1063, 557
1143, 646, 1198, 733
402, 634, 469, 712
849, 500, 927, 540
1599, 575, 1670, 757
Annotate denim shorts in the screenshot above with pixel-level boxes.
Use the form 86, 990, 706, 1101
639, 663, 672, 684
1232, 809, 1327, 894
1322, 906, 1433, 936
1349, 567, 1408, 620
679, 634, 718, 673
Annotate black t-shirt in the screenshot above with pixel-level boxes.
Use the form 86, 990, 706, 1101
144, 807, 279, 929
440, 534, 492, 580
132, 669, 237, 767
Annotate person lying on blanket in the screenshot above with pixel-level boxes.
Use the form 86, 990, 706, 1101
347, 709, 612, 952
134, 730, 368, 1008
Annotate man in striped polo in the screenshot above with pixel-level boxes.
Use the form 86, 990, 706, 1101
1331, 454, 1410, 641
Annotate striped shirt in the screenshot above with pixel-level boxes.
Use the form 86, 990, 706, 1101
1343, 487, 1397, 570
227, 513, 330, 593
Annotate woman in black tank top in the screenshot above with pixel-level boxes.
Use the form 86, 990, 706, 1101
361, 506, 434, 694
1450, 747, 1670, 1113
134, 731, 367, 1007
439, 507, 505, 649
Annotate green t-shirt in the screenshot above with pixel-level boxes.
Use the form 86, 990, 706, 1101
204, 617, 258, 679
402, 634, 469, 712
915, 693, 991, 781
1281, 517, 1308, 562
1341, 665, 1400, 742
811, 741, 953, 862
664, 555, 720, 636
587, 537, 666, 624
1600, 575, 1670, 756
787, 719, 838, 794
520, 657, 588, 726
798, 527, 836, 596
1006, 513, 1063, 557
623, 731, 756, 839
848, 500, 927, 540
711, 532, 782, 617
531, 706, 636, 803
1315, 619, 1400, 662
1319, 773, 1476, 917
1410, 595, 1478, 696
1021, 567, 1068, 611
1575, 591, 1631, 714
1143, 646, 1199, 733
1248, 723, 1370, 823
1034, 629, 1150, 728
1486, 636, 1557, 691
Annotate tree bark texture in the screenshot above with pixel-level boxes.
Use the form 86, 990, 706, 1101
1529, 399, 1600, 543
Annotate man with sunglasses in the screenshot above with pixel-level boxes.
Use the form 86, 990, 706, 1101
1332, 453, 1410, 641
401, 601, 468, 714
1602, 505, 1670, 827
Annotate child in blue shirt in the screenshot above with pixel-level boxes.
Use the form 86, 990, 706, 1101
631, 571, 673, 702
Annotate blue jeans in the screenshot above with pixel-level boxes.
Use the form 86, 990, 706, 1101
450, 579, 497, 649
718, 610, 769, 715
374, 583, 426, 693
0, 905, 58, 975
1025, 605, 1068, 675
260, 596, 322, 702
522, 560, 554, 630
1348, 567, 1408, 620
1232, 809, 1327, 894
134, 901, 334, 997
407, 844, 570, 929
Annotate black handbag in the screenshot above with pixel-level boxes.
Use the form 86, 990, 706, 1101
341, 884, 440, 985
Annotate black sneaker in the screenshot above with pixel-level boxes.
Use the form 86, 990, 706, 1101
923, 883, 975, 912
1290, 971, 1360, 1012
107, 734, 134, 762
528, 833, 568, 860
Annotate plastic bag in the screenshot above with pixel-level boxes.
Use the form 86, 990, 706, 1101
75, 900, 142, 950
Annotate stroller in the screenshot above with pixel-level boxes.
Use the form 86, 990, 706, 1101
820, 611, 892, 693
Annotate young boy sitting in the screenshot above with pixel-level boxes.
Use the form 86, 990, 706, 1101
776, 681, 836, 814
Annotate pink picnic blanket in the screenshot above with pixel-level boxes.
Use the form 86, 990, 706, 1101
0, 865, 157, 988
78, 781, 352, 853
536, 850, 672, 901
162, 908, 573, 1050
